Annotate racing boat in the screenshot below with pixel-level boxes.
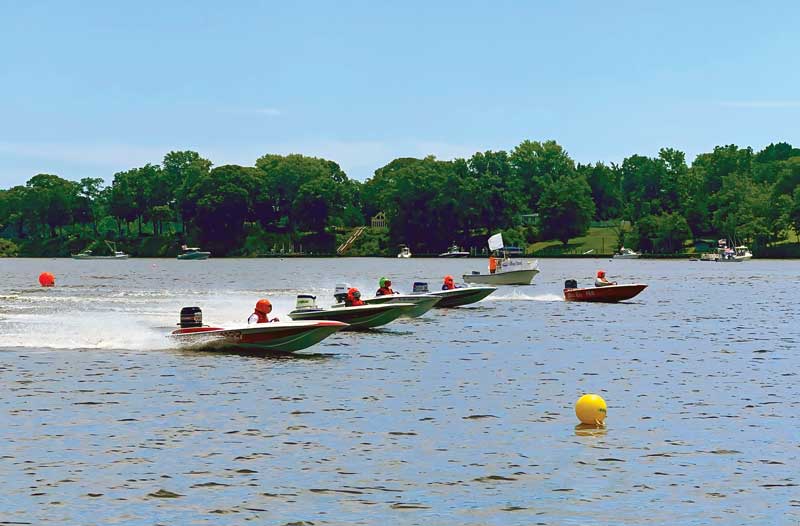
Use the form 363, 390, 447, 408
170, 307, 346, 353
177, 245, 211, 260
288, 294, 415, 330
330, 283, 440, 318
563, 279, 647, 302
410, 281, 496, 308
397, 245, 412, 258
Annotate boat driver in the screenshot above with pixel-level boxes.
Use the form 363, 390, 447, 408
345, 288, 365, 307
442, 275, 459, 290
376, 277, 396, 296
248, 298, 279, 324
595, 270, 617, 287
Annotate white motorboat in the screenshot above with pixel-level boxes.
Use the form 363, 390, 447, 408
718, 245, 752, 262
71, 241, 129, 260
463, 233, 538, 285
613, 247, 641, 259
177, 245, 211, 260
397, 245, 412, 258
439, 244, 470, 258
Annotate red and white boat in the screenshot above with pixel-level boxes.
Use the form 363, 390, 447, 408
563, 281, 647, 302
170, 307, 347, 353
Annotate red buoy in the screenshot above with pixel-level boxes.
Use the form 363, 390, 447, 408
39, 272, 55, 287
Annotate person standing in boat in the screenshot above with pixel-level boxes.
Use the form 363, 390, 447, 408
489, 254, 498, 274
376, 277, 397, 296
594, 270, 617, 287
248, 299, 279, 324
345, 288, 365, 307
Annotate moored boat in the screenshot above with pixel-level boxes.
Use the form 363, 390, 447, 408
288, 294, 415, 330
613, 247, 641, 259
397, 245, 412, 258
563, 280, 647, 302
411, 281, 496, 308
170, 306, 346, 353
71, 241, 129, 260
177, 245, 211, 260
439, 244, 470, 258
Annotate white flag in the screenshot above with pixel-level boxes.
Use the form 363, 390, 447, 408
488, 233, 504, 251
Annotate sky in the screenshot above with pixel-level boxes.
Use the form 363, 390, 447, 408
1, 0, 799, 186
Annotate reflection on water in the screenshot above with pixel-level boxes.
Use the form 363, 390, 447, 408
1, 257, 799, 524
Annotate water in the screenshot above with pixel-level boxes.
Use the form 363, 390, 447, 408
1, 257, 799, 525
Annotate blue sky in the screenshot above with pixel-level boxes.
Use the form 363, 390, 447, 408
1, 1, 799, 186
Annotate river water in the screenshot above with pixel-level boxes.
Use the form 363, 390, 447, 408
0, 257, 798, 525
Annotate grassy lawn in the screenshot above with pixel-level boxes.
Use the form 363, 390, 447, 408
528, 226, 621, 255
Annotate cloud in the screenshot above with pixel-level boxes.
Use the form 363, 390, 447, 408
717, 100, 800, 109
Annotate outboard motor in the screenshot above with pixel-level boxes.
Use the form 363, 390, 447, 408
180, 306, 202, 328
564, 279, 578, 289
333, 283, 351, 303
412, 281, 429, 293
295, 294, 318, 310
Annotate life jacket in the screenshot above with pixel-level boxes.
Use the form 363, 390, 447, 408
346, 288, 365, 306
489, 257, 497, 272
251, 311, 268, 323
376, 286, 393, 296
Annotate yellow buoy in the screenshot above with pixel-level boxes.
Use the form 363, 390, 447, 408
575, 394, 607, 426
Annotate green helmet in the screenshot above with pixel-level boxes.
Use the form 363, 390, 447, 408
379, 276, 389, 287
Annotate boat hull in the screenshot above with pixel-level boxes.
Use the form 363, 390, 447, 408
439, 252, 469, 258
612, 254, 640, 259
71, 254, 129, 260
564, 283, 647, 302
177, 251, 210, 260
333, 295, 441, 318
288, 303, 415, 330
427, 286, 496, 308
463, 268, 539, 285
170, 320, 346, 353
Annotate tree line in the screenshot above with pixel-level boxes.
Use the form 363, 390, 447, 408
1, 140, 800, 256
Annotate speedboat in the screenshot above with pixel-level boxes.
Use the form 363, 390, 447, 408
71, 241, 129, 260
169, 307, 346, 353
439, 244, 470, 258
613, 247, 641, 259
718, 245, 752, 262
463, 258, 539, 285
177, 245, 211, 260
563, 279, 647, 302
397, 245, 412, 258
410, 281, 496, 308
330, 283, 440, 318
288, 294, 415, 330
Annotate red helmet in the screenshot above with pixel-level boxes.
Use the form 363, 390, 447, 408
255, 299, 272, 314
597, 270, 606, 278
348, 287, 361, 299
444, 275, 454, 283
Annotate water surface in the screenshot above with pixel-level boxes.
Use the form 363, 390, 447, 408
1, 257, 798, 525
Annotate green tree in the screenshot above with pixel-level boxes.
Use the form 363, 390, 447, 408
510, 140, 575, 212
537, 174, 595, 245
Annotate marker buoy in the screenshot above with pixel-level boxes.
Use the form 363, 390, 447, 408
575, 394, 607, 426
39, 272, 55, 287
